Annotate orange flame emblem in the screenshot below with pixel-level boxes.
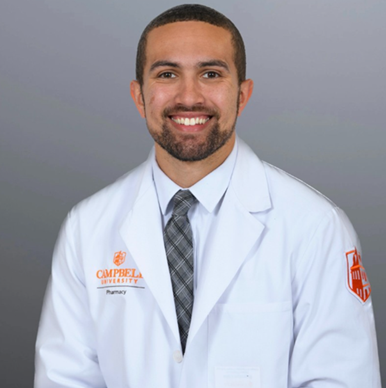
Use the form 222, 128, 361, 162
113, 251, 126, 266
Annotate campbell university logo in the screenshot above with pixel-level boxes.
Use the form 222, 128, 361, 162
113, 251, 126, 266
96, 251, 144, 288
346, 248, 371, 303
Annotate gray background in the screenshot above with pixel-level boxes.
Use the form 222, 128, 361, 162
0, 0, 385, 386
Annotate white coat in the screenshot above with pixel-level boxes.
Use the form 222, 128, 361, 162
35, 139, 381, 388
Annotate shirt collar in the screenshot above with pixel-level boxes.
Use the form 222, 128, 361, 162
152, 139, 238, 215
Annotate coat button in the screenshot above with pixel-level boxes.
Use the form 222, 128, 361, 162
173, 350, 183, 363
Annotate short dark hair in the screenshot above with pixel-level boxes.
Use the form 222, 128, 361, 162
135, 4, 246, 86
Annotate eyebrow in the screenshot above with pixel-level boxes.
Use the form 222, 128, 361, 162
149, 59, 230, 73
149, 61, 180, 73
197, 60, 230, 72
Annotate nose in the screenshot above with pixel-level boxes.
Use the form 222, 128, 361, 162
174, 76, 204, 107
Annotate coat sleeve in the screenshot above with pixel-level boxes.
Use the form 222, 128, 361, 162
289, 207, 381, 387
35, 211, 106, 388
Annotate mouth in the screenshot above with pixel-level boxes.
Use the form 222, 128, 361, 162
171, 116, 211, 126
168, 114, 213, 132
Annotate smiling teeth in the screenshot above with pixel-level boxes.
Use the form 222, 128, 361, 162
172, 117, 210, 126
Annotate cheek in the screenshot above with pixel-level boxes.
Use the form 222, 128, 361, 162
143, 97, 160, 120
213, 93, 239, 120
205, 84, 239, 109
145, 88, 172, 117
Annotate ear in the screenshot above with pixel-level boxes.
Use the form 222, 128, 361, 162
130, 80, 146, 118
237, 79, 254, 116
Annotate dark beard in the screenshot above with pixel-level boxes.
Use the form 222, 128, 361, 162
150, 119, 235, 162
146, 102, 238, 162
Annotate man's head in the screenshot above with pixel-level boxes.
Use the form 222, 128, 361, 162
130, 5, 253, 166
135, 4, 246, 87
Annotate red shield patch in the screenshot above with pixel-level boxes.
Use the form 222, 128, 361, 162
346, 248, 371, 303
113, 251, 126, 266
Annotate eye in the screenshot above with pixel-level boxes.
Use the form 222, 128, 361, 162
159, 72, 176, 78
203, 71, 220, 79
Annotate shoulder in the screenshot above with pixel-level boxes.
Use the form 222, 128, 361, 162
261, 160, 359, 247
236, 139, 356, 242
236, 138, 337, 217
68, 158, 149, 228
263, 161, 336, 214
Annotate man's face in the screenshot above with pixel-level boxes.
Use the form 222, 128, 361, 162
131, 21, 252, 162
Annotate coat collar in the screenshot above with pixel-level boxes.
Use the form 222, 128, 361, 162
230, 137, 272, 213
120, 137, 272, 350
152, 139, 238, 215
124, 137, 272, 215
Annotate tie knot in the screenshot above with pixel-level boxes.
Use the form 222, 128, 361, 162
172, 190, 197, 217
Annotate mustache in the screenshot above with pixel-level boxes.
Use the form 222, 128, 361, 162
163, 105, 220, 119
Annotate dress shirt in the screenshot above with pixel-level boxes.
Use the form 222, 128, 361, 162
152, 140, 238, 292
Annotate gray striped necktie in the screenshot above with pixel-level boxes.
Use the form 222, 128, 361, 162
164, 190, 197, 353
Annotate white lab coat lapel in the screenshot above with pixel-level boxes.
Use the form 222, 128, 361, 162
187, 140, 272, 347
120, 151, 180, 344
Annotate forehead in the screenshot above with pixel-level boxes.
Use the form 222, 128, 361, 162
145, 21, 234, 68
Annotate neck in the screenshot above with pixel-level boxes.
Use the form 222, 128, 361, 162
155, 135, 235, 188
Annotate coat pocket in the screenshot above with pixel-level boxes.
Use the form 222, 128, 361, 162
208, 301, 293, 388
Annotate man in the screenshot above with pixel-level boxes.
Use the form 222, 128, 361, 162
35, 4, 381, 388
